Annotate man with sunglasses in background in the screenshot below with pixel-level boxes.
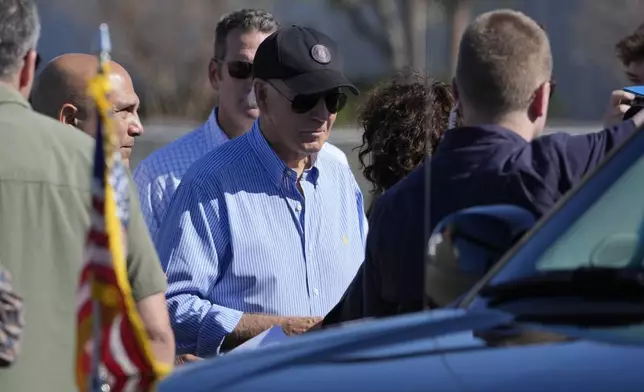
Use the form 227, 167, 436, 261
133, 9, 349, 241
133, 9, 276, 239
156, 25, 366, 357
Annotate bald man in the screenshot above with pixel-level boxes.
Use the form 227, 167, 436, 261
31, 53, 143, 166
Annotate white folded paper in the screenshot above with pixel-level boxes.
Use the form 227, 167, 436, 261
228, 325, 289, 354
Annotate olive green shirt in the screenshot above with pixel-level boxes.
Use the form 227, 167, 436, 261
0, 86, 167, 391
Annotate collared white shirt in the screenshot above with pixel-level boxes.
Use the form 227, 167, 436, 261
133, 107, 350, 239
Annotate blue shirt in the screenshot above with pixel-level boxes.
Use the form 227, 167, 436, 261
156, 122, 367, 357
133, 108, 349, 239
133, 109, 229, 239
323, 121, 637, 325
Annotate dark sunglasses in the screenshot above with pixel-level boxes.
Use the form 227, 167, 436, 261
530, 78, 556, 102
549, 79, 556, 98
24, 50, 41, 70
214, 58, 253, 79
268, 81, 347, 114
291, 91, 347, 114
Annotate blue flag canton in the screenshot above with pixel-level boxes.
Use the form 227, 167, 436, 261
109, 151, 130, 228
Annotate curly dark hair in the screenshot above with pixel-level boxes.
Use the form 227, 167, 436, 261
357, 71, 459, 197
616, 23, 644, 67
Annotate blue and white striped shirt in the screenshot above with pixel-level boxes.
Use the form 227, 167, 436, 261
156, 122, 367, 357
133, 108, 350, 239
133, 109, 229, 239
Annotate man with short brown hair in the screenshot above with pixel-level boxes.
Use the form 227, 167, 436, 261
601, 23, 644, 127
323, 9, 644, 324
616, 23, 644, 85
455, 9, 553, 139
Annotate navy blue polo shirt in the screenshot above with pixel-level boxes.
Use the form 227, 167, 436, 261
323, 121, 637, 324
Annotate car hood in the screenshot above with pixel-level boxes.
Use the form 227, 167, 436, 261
159, 308, 644, 392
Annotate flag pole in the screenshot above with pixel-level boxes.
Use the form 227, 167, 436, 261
89, 22, 112, 392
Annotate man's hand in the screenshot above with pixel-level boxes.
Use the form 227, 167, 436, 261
603, 89, 635, 128
280, 317, 323, 336
310, 319, 323, 331
302, 319, 324, 334
223, 314, 322, 351
174, 354, 202, 366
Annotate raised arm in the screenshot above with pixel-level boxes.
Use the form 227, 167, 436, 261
548, 119, 636, 185
554, 89, 644, 184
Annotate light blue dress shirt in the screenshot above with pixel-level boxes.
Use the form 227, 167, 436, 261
133, 108, 350, 239
155, 122, 367, 357
133, 109, 229, 239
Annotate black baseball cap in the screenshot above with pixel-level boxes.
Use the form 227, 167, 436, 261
253, 25, 359, 96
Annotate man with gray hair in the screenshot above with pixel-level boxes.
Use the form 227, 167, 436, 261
323, 9, 644, 325
133, 8, 350, 241
0, 1, 174, 390
157, 25, 366, 357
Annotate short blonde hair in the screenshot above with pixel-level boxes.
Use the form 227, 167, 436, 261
455, 9, 552, 118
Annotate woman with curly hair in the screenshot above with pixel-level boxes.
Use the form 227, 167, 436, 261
357, 71, 460, 215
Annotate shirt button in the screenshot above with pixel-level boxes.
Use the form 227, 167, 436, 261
295, 203, 302, 212
312, 288, 319, 296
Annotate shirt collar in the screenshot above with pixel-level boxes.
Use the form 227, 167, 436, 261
437, 124, 528, 152
248, 122, 320, 189
0, 85, 29, 108
203, 107, 230, 151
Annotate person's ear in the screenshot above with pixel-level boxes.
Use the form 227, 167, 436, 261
254, 80, 269, 112
208, 58, 221, 91
18, 49, 37, 98
59, 103, 79, 127
528, 82, 548, 120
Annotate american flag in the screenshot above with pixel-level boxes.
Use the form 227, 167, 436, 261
75, 24, 170, 392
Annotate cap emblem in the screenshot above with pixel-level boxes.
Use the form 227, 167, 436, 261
310, 44, 331, 64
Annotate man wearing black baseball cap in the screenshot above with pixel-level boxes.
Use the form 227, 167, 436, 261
157, 25, 367, 356
254, 25, 359, 96
252, 24, 359, 164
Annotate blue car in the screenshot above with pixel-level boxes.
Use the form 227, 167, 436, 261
159, 123, 644, 392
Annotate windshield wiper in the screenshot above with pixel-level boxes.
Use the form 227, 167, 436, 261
480, 267, 644, 305
479, 267, 644, 326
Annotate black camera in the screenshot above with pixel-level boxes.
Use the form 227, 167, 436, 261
624, 97, 644, 120
622, 86, 644, 120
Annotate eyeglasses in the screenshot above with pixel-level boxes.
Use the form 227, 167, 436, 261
528, 78, 556, 103
213, 58, 253, 79
267, 80, 348, 114
24, 50, 41, 70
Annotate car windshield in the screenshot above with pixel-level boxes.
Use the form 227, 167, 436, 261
462, 127, 644, 302
533, 152, 644, 272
